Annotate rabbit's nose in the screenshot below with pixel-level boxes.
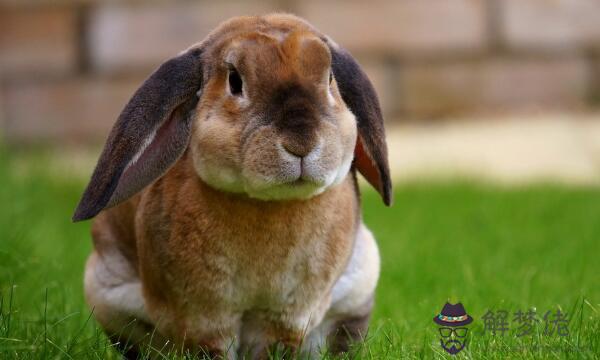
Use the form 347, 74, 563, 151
282, 140, 315, 158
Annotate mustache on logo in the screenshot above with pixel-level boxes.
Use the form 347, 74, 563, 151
441, 339, 464, 354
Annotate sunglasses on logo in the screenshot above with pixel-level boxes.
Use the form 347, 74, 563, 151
439, 327, 468, 338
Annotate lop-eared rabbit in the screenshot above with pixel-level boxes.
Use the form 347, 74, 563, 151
74, 13, 391, 359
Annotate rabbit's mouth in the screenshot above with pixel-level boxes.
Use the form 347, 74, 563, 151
242, 168, 331, 201
284, 174, 327, 191
238, 138, 354, 201
243, 177, 330, 201
289, 178, 317, 187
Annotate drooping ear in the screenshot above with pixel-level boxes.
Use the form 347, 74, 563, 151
328, 40, 392, 206
72, 48, 204, 221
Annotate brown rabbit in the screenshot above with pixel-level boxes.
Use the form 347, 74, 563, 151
74, 13, 391, 359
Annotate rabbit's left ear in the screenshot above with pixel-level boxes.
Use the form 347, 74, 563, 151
328, 41, 392, 206
72, 47, 204, 221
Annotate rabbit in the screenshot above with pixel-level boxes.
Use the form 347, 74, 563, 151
73, 13, 391, 359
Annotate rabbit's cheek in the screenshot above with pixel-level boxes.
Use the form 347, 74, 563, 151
301, 130, 346, 187
330, 109, 357, 186
191, 114, 245, 193
301, 142, 337, 186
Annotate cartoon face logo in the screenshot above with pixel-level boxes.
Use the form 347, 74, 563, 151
433, 302, 473, 355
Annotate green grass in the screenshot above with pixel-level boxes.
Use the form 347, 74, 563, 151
0, 150, 598, 359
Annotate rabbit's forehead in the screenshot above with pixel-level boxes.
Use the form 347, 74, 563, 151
222, 30, 331, 79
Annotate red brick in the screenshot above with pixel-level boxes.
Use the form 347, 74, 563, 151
398, 57, 590, 118
2, 76, 142, 143
89, 1, 281, 73
297, 0, 487, 55
0, 6, 78, 77
502, 0, 600, 51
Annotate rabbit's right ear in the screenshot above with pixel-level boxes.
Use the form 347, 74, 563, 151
327, 40, 392, 206
73, 48, 204, 222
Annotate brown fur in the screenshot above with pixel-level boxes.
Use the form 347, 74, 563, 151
137, 151, 358, 347
77, 14, 390, 358
91, 194, 140, 267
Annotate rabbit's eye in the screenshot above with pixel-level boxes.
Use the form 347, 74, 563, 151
329, 71, 333, 85
228, 68, 243, 96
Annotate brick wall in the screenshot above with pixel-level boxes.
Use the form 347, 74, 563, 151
1, 0, 599, 144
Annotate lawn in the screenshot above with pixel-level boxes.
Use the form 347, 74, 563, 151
0, 149, 598, 359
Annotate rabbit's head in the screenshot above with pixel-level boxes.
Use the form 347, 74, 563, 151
73, 14, 391, 221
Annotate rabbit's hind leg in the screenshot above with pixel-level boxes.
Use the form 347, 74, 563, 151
303, 224, 380, 356
84, 250, 164, 357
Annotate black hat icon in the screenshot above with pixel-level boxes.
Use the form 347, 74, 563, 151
433, 302, 473, 327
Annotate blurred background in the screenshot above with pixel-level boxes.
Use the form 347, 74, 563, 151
1, 0, 600, 183
1, 1, 599, 358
